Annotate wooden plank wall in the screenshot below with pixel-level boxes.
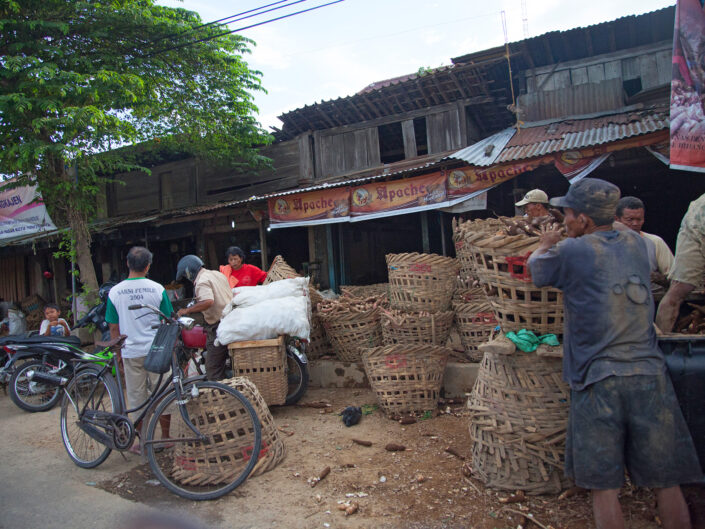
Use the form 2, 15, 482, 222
316, 128, 380, 178
426, 110, 462, 154
0, 255, 27, 302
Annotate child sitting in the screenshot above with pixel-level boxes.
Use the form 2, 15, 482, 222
39, 303, 70, 337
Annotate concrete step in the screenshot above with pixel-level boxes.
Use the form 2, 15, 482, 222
308, 359, 479, 398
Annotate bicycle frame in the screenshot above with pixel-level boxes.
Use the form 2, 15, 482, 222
67, 305, 208, 448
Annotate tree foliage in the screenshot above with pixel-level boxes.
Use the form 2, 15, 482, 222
0, 0, 272, 291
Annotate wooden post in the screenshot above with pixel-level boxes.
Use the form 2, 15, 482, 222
439, 211, 447, 256
421, 211, 430, 253
338, 223, 347, 287
259, 219, 269, 270
326, 225, 337, 292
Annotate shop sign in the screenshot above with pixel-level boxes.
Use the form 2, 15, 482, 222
670, 0, 705, 173
350, 172, 447, 217
268, 187, 351, 226
0, 182, 56, 241
446, 160, 543, 196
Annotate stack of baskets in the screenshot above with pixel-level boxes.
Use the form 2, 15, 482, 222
381, 252, 458, 348
316, 296, 384, 363
467, 350, 571, 494
340, 283, 389, 299
454, 218, 564, 338
227, 336, 288, 406
362, 344, 449, 417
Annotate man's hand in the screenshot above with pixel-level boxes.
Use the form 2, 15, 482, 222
177, 308, 188, 317
50, 319, 59, 326
533, 227, 562, 256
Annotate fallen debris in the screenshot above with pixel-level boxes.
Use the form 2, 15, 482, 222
385, 443, 407, 452
352, 439, 372, 447
558, 486, 584, 500
308, 466, 331, 488
498, 490, 525, 504
501, 507, 551, 529
399, 416, 417, 425
298, 401, 331, 408
337, 501, 359, 516
444, 446, 465, 460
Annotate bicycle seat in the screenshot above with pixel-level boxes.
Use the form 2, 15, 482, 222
0, 335, 81, 346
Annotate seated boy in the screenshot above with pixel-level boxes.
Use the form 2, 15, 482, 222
40, 303, 70, 337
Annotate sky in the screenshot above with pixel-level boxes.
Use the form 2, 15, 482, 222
159, 0, 675, 132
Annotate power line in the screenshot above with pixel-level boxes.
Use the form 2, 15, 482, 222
148, 0, 298, 46
145, 0, 344, 58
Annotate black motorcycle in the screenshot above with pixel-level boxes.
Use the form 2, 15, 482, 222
1, 282, 115, 412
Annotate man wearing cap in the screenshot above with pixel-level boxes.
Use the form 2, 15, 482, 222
656, 192, 705, 333
527, 178, 701, 529
515, 189, 550, 219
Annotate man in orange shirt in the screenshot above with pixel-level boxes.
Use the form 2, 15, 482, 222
219, 246, 267, 288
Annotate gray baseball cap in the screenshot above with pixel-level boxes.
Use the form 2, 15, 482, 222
550, 178, 621, 225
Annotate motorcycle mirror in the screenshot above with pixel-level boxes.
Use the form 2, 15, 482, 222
177, 316, 196, 330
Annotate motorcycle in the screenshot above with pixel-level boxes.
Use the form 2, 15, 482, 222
178, 312, 309, 404
1, 282, 115, 412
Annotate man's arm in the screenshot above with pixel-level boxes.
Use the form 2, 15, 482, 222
528, 228, 565, 288
177, 299, 213, 317
655, 280, 695, 333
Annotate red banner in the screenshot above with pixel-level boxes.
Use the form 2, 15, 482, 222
446, 160, 545, 196
268, 187, 350, 224
350, 172, 447, 216
670, 0, 705, 172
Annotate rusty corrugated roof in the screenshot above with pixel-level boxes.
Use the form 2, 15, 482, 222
496, 105, 669, 162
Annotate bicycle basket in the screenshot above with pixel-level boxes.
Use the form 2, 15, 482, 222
144, 323, 180, 374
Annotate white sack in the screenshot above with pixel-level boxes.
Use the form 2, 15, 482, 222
222, 277, 310, 318
216, 296, 310, 345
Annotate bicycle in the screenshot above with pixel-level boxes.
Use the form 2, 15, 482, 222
59, 304, 262, 501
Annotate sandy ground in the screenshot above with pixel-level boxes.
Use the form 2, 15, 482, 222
0, 385, 703, 529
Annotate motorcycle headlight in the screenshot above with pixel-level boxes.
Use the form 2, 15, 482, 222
178, 316, 196, 330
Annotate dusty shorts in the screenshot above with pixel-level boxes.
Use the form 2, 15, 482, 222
565, 373, 703, 490
123, 356, 163, 414
669, 212, 705, 289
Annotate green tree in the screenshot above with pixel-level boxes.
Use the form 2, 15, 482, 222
0, 0, 271, 292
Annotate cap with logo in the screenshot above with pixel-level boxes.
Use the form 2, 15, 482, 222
515, 189, 549, 206
549, 178, 620, 225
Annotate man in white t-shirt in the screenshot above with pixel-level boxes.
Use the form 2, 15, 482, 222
106, 246, 173, 454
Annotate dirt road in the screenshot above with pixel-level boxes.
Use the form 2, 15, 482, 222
1, 387, 702, 529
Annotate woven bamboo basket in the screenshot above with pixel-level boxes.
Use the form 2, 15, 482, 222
468, 351, 571, 494
452, 285, 486, 305
221, 377, 286, 477
317, 305, 382, 362
228, 336, 287, 406
453, 302, 497, 362
340, 283, 389, 299
170, 384, 261, 486
464, 226, 564, 336
386, 253, 459, 312
306, 315, 332, 360
380, 309, 454, 346
263, 255, 322, 307
452, 218, 504, 280
362, 344, 449, 416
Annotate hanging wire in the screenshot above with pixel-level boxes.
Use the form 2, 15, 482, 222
501, 10, 523, 131
144, 0, 345, 58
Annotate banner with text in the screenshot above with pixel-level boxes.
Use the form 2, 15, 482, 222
670, 0, 705, 173
268, 187, 351, 227
349, 172, 447, 220
0, 182, 56, 241
446, 160, 545, 196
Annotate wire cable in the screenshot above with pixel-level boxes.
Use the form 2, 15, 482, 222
144, 0, 345, 58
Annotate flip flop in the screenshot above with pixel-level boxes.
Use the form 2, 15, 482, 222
128, 443, 142, 456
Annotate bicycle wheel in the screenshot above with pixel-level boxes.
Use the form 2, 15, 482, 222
60, 367, 120, 468
9, 359, 62, 412
145, 381, 262, 501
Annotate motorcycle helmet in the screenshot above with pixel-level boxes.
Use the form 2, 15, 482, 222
98, 281, 116, 302
176, 255, 204, 282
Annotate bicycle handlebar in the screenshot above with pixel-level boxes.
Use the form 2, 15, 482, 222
128, 303, 196, 330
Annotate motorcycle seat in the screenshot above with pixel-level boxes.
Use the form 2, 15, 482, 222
0, 335, 81, 346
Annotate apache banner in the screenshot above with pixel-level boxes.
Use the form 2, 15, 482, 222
349, 172, 447, 219
446, 160, 545, 196
0, 182, 56, 241
670, 0, 705, 172
268, 187, 351, 227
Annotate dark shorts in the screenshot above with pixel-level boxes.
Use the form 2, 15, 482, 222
565, 373, 703, 490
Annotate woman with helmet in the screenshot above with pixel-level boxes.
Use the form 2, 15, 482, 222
219, 246, 267, 289
175, 255, 233, 380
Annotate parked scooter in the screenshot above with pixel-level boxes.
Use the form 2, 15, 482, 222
2, 282, 115, 412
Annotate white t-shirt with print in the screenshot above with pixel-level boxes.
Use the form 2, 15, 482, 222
105, 277, 173, 359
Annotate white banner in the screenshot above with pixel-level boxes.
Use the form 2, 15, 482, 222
0, 182, 56, 240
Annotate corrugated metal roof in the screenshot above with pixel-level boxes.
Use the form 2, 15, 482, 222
496, 105, 668, 162
447, 128, 516, 166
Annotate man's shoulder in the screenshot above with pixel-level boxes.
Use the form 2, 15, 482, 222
641, 231, 667, 245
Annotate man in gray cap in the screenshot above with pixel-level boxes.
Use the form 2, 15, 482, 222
528, 178, 701, 529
